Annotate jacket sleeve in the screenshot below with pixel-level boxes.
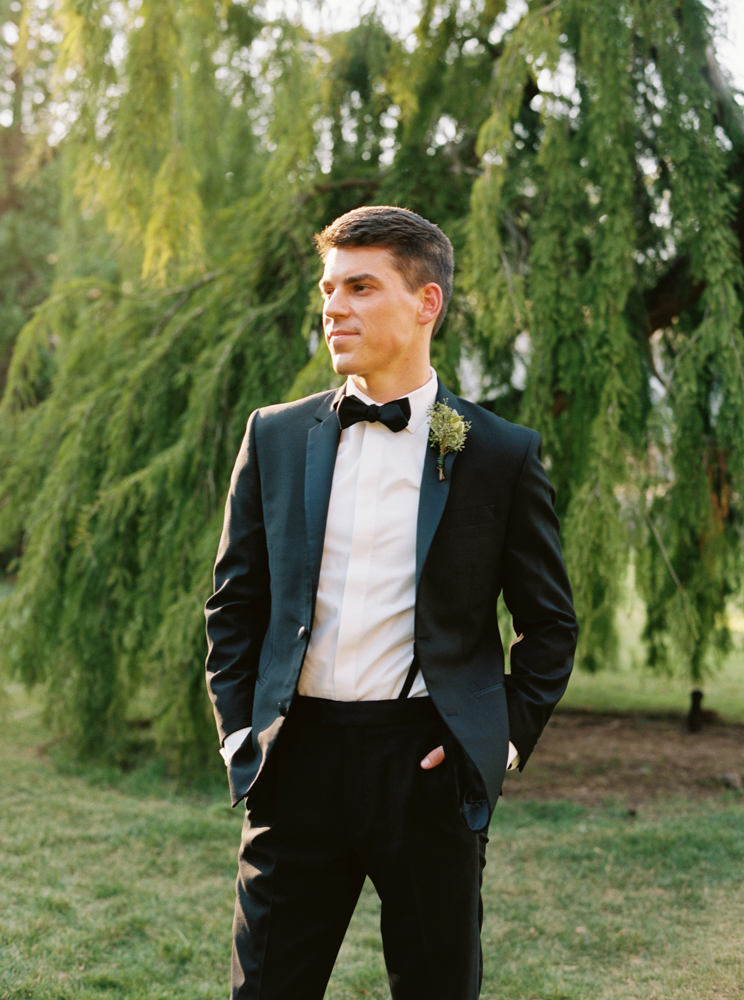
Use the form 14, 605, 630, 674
205, 410, 270, 745
500, 431, 578, 768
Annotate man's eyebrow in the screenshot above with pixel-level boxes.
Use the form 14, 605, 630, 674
319, 272, 379, 290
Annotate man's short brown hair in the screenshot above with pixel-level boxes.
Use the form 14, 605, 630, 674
314, 206, 454, 334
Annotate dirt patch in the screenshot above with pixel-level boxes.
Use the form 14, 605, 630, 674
503, 710, 744, 806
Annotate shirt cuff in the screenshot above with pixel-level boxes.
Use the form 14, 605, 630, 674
220, 727, 251, 765
507, 741, 519, 770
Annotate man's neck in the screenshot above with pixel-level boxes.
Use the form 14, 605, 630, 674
349, 365, 433, 404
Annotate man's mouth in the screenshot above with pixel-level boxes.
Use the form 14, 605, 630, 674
327, 330, 358, 343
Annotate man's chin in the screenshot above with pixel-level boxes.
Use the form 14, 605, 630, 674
329, 353, 360, 377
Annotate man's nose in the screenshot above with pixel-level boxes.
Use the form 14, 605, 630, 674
323, 290, 348, 318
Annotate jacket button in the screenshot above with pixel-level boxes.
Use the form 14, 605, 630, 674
298, 625, 307, 639
278, 701, 287, 717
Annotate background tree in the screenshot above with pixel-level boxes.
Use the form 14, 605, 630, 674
0, 0, 61, 394
0, 0, 742, 771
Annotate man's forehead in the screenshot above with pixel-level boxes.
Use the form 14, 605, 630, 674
320, 245, 397, 282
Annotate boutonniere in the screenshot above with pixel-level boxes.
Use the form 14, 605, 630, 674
426, 399, 471, 481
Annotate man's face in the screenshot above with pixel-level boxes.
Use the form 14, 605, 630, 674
319, 246, 432, 383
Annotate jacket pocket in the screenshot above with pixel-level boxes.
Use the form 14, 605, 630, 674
473, 681, 505, 699
437, 503, 496, 531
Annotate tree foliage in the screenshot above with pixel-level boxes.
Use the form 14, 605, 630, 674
0, 0, 742, 768
0, 0, 60, 394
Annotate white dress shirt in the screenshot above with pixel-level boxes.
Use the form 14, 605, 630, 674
221, 369, 518, 769
297, 371, 436, 700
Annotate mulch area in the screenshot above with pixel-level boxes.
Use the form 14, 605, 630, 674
502, 710, 744, 806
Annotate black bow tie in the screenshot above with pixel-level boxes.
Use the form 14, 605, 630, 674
336, 394, 411, 433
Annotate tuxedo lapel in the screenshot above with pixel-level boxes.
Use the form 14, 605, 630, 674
305, 388, 343, 605
415, 380, 460, 590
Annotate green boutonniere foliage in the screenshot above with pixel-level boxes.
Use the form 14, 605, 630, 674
427, 400, 471, 480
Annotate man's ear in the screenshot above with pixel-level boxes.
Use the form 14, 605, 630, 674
417, 282, 443, 328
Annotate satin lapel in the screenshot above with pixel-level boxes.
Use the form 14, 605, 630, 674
415, 380, 460, 591
305, 389, 343, 603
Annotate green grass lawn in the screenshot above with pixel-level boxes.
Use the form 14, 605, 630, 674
1, 684, 743, 1000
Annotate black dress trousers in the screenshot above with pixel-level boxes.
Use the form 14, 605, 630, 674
231, 697, 486, 1000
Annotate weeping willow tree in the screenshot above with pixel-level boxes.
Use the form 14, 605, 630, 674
0, 0, 742, 768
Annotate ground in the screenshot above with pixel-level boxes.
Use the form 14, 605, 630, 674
2, 685, 743, 999
505, 709, 744, 805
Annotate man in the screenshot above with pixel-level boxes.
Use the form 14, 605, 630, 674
205, 206, 578, 1000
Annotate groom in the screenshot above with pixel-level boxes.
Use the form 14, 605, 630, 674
205, 206, 578, 999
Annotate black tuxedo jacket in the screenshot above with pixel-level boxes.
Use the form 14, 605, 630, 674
205, 380, 578, 831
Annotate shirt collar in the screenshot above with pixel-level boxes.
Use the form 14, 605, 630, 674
344, 368, 438, 434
